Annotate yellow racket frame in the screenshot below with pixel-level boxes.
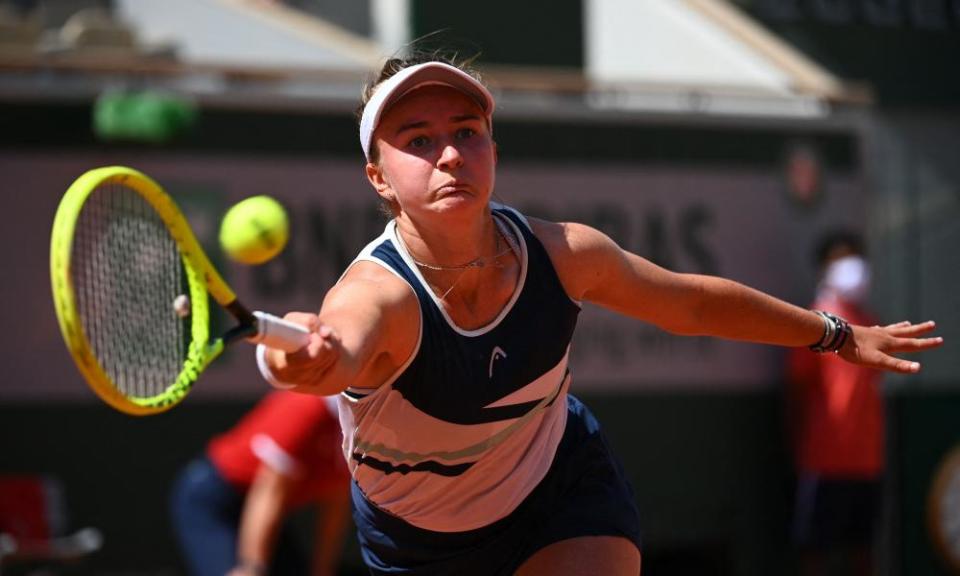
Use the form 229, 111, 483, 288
51, 166, 237, 415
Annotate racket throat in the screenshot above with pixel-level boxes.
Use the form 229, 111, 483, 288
223, 323, 259, 345
223, 300, 259, 345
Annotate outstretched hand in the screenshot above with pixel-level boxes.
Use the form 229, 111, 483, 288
265, 311, 341, 390
840, 320, 943, 373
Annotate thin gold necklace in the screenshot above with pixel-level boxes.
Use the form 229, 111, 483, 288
398, 221, 518, 300
407, 226, 513, 270
404, 221, 516, 271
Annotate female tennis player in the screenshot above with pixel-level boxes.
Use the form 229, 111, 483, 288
257, 54, 943, 575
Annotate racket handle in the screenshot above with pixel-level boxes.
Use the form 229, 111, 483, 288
250, 311, 311, 352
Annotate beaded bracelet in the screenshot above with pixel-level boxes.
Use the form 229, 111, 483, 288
809, 311, 852, 354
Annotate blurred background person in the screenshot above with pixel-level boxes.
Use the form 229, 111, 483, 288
786, 231, 883, 576
170, 391, 351, 576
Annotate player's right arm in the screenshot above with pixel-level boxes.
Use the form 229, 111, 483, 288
261, 261, 419, 396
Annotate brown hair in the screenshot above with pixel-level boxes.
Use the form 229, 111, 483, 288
356, 50, 485, 165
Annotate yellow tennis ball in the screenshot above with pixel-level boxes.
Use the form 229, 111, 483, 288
219, 195, 289, 265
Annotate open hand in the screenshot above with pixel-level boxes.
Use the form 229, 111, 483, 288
840, 320, 943, 373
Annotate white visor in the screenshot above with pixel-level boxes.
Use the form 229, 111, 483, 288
359, 62, 495, 161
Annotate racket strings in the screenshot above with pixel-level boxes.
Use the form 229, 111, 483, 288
72, 183, 189, 398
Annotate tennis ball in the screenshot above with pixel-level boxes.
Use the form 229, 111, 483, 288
219, 195, 290, 265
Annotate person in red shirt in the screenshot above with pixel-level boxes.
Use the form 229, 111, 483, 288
170, 392, 351, 576
787, 231, 884, 576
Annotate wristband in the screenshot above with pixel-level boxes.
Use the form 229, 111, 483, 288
256, 343, 297, 390
809, 311, 851, 354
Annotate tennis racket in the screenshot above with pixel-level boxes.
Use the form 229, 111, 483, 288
50, 166, 309, 416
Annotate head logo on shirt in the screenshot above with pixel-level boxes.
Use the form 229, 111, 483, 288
488, 346, 508, 379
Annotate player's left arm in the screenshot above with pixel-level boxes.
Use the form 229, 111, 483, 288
531, 218, 943, 373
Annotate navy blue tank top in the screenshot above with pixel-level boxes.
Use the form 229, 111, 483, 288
338, 205, 581, 532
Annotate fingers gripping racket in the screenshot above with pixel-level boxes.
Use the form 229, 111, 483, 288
50, 166, 309, 415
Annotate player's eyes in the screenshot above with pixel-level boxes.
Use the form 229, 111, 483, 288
405, 127, 477, 151
408, 135, 430, 149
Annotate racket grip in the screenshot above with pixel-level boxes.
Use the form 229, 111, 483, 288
250, 311, 311, 352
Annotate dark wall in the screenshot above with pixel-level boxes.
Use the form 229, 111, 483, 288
410, 0, 584, 68
0, 402, 256, 575
739, 0, 960, 106
0, 392, 793, 576
891, 389, 960, 576
0, 98, 859, 168
5, 390, 960, 575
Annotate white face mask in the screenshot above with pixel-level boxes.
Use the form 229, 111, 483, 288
819, 255, 871, 304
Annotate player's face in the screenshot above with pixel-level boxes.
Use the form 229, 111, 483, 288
367, 85, 496, 221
